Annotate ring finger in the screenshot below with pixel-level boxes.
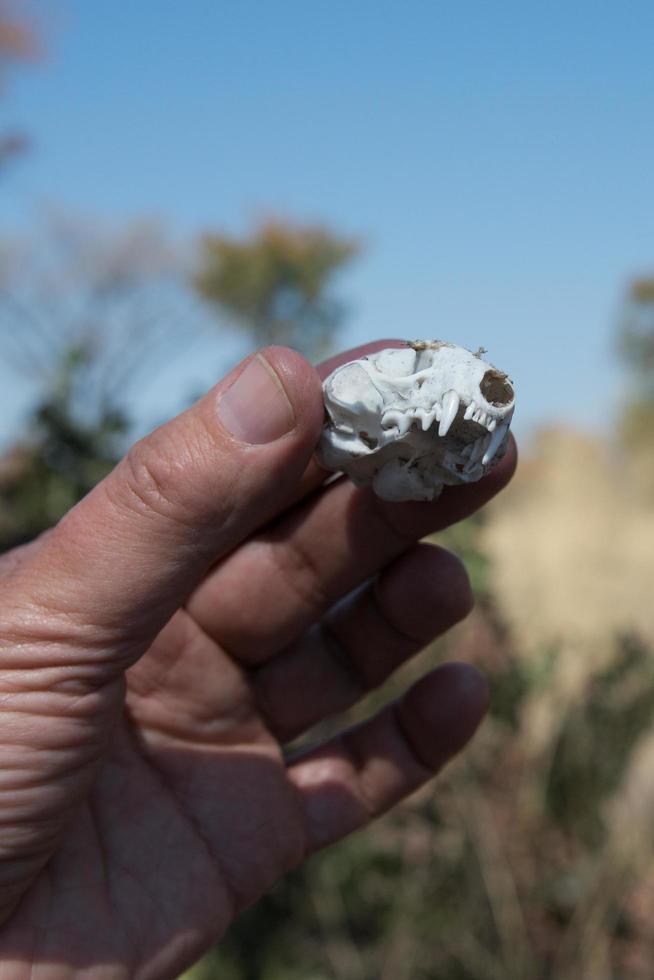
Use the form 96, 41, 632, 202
186, 437, 516, 662
251, 542, 474, 743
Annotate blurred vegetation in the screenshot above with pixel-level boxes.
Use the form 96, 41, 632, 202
195, 219, 360, 360
618, 275, 654, 392
0, 214, 199, 548
0, 2, 39, 169
0, 346, 126, 547
616, 273, 654, 499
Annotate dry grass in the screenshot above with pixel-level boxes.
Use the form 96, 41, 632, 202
483, 428, 654, 732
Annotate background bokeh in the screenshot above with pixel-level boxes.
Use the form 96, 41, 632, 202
2, 2, 654, 977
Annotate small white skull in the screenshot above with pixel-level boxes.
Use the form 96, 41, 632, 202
317, 341, 515, 501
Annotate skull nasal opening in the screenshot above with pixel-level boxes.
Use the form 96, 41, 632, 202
480, 370, 514, 406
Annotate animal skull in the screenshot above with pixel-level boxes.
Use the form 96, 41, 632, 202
317, 341, 515, 501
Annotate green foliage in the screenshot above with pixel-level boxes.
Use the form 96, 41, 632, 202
0, 215, 200, 550
0, 348, 125, 549
438, 511, 492, 599
186, 813, 498, 980
619, 397, 654, 451
617, 274, 654, 407
615, 275, 654, 495
546, 633, 654, 845
194, 219, 361, 360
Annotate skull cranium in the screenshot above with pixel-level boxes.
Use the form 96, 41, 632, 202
317, 341, 515, 501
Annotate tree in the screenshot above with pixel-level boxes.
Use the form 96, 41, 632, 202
616, 273, 654, 459
0, 213, 203, 548
618, 275, 654, 395
194, 218, 361, 361
0, 2, 39, 170
0, 212, 199, 409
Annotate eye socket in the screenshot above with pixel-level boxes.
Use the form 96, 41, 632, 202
480, 369, 514, 406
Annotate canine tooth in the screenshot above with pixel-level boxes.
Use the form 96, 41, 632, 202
487, 418, 497, 432
464, 401, 476, 421
482, 423, 508, 466
465, 440, 487, 472
438, 390, 460, 437
469, 437, 485, 463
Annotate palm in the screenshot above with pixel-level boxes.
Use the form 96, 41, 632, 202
0, 607, 312, 977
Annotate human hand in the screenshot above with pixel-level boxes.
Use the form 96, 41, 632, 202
0, 342, 516, 979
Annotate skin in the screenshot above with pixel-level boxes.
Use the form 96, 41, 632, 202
0, 341, 516, 979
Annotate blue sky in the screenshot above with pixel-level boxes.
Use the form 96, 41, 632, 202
3, 0, 654, 447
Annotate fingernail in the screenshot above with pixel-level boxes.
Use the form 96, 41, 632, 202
217, 354, 296, 445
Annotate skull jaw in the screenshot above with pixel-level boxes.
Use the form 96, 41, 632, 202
318, 422, 511, 502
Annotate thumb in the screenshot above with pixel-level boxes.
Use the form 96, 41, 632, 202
6, 347, 324, 676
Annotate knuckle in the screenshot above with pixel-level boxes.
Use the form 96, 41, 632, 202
270, 536, 333, 619
122, 435, 189, 522
115, 423, 215, 531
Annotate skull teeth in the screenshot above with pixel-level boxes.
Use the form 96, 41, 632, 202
461, 422, 508, 471
467, 434, 489, 465
438, 390, 460, 437
380, 399, 503, 440
482, 422, 509, 466
463, 403, 500, 433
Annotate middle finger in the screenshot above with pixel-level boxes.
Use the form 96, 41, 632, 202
186, 436, 517, 662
